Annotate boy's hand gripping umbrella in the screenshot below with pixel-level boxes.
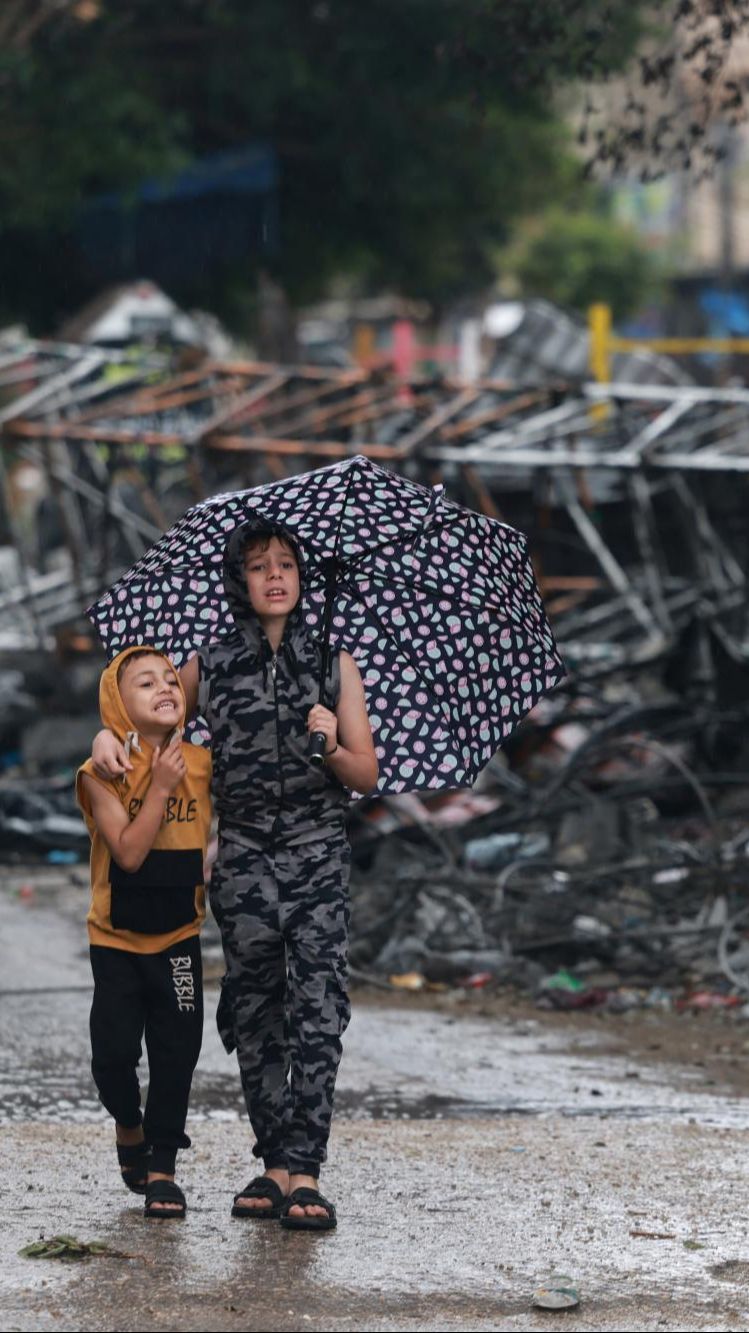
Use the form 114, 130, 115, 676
88, 455, 566, 795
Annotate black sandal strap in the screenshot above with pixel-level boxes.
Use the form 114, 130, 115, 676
234, 1176, 285, 1209
283, 1187, 335, 1218
117, 1142, 149, 1168
145, 1180, 186, 1210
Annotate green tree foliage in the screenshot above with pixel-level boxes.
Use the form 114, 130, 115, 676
0, 1, 657, 326
502, 207, 662, 320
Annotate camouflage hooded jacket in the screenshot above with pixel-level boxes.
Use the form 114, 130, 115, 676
197, 520, 348, 848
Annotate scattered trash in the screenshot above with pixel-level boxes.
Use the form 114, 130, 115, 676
349, 786, 749, 995
572, 915, 611, 941
676, 993, 742, 1012
539, 987, 610, 1011
653, 868, 691, 885
606, 988, 642, 1013
643, 987, 673, 1011
630, 1230, 677, 1240
388, 972, 426, 991
539, 970, 586, 993
464, 831, 549, 871
46, 849, 80, 865
532, 1275, 580, 1311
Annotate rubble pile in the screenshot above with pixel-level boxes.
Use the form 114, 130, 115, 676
1, 334, 749, 1002
348, 680, 749, 1002
1, 337, 747, 677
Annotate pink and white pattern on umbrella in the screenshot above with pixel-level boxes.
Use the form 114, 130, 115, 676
88, 456, 565, 795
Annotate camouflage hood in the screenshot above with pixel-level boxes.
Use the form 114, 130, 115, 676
199, 518, 346, 845
222, 519, 309, 680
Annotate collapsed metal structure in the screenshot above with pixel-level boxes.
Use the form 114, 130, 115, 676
1, 338, 747, 681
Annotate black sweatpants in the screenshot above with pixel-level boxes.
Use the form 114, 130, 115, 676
89, 936, 203, 1175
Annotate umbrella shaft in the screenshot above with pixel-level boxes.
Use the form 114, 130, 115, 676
308, 730, 327, 766
317, 560, 339, 704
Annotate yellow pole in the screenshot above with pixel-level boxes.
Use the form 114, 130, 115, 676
588, 302, 611, 424
353, 322, 376, 368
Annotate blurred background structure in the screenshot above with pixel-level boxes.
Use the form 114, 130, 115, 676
5, 1, 749, 1005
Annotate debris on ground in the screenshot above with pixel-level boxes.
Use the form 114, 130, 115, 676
347, 685, 749, 1000
19, 1234, 127, 1262
531, 1275, 580, 1311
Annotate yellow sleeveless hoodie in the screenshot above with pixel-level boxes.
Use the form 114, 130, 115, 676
76, 646, 212, 953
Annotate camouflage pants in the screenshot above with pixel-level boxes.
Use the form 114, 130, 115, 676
210, 831, 351, 1176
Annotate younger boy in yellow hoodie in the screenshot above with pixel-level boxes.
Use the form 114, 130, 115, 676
76, 647, 211, 1219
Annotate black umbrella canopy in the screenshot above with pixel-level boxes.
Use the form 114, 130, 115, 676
88, 455, 565, 793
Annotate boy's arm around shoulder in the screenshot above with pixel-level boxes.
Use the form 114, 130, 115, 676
81, 740, 187, 873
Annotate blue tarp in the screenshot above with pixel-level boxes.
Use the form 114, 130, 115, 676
699, 288, 749, 336
92, 143, 278, 209
77, 142, 279, 285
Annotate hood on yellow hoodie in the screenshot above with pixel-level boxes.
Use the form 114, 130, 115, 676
77, 646, 211, 954
99, 646, 185, 761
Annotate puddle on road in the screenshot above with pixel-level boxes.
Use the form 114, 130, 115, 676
3, 891, 749, 1130
3, 988, 749, 1129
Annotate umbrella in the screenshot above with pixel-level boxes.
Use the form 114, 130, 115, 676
87, 454, 565, 794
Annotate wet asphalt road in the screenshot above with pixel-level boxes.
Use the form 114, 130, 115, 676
4, 872, 749, 1332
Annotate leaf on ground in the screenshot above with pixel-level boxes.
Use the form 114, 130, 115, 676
19, 1235, 128, 1261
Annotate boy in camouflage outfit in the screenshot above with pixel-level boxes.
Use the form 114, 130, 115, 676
94, 520, 378, 1229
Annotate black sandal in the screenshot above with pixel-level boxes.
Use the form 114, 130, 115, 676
231, 1175, 286, 1219
144, 1179, 186, 1219
117, 1141, 150, 1195
280, 1187, 337, 1231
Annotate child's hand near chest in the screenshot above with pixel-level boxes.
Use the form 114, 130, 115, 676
151, 734, 187, 796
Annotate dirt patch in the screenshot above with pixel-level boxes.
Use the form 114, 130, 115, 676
710, 1260, 749, 1284
353, 983, 749, 1102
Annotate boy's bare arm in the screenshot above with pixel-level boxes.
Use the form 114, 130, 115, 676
82, 743, 186, 873
91, 655, 199, 780
179, 654, 199, 722
308, 651, 379, 795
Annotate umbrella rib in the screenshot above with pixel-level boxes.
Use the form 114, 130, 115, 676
338, 576, 463, 751
333, 468, 447, 572
333, 459, 359, 564
341, 510, 442, 571
344, 562, 551, 639
338, 507, 538, 624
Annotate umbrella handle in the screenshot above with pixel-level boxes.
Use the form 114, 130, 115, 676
308, 730, 327, 767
